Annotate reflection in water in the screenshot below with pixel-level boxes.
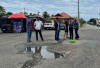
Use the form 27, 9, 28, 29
32, 47, 43, 59
25, 46, 64, 59
26, 47, 31, 52
54, 53, 64, 58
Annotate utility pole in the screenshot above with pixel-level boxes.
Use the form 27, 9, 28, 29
24, 8, 25, 14
78, 0, 80, 21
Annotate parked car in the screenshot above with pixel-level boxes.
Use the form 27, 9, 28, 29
97, 23, 100, 27
60, 23, 65, 30
0, 22, 2, 33
1, 24, 12, 33
0, 18, 12, 33
44, 21, 54, 30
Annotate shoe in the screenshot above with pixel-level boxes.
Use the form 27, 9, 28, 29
76, 38, 79, 40
42, 40, 44, 41
69, 38, 71, 39
29, 41, 32, 42
27, 41, 30, 43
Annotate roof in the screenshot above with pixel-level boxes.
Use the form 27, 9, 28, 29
51, 12, 71, 19
94, 18, 98, 20
8, 13, 27, 19
60, 12, 71, 18
29, 14, 43, 18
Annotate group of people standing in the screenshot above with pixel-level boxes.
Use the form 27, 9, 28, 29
27, 18, 44, 43
54, 18, 79, 41
27, 17, 79, 43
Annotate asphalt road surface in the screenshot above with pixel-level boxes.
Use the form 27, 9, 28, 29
0, 24, 100, 68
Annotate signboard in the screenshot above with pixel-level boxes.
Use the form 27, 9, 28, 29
13, 22, 22, 32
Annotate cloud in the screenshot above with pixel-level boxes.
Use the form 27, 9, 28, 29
0, 0, 100, 21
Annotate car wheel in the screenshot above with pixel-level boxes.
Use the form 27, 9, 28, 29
0, 28, 2, 33
44, 28, 46, 30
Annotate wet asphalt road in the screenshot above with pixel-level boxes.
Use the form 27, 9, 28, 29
0, 24, 100, 68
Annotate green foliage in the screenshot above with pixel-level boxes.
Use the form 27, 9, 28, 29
51, 14, 54, 17
6, 12, 13, 16
0, 5, 6, 17
20, 12, 28, 16
29, 13, 33, 16
42, 11, 50, 20
89, 18, 96, 25
79, 18, 86, 27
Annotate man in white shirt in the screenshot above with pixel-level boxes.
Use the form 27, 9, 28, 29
34, 18, 44, 41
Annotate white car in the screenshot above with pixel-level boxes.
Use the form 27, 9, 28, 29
44, 21, 54, 30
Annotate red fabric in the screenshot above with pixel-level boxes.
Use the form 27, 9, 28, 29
8, 13, 27, 19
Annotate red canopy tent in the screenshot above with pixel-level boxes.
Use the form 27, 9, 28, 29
8, 13, 27, 32
8, 13, 27, 19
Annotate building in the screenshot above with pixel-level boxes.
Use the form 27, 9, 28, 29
51, 12, 71, 19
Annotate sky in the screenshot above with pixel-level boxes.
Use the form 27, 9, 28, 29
0, 0, 100, 21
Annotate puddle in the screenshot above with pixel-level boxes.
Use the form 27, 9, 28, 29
23, 46, 63, 59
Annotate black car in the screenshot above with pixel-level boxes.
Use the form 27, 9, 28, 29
0, 22, 2, 33
0, 18, 12, 33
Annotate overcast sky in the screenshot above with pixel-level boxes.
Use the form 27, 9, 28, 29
0, 0, 100, 21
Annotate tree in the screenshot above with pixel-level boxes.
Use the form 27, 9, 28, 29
51, 14, 54, 17
24, 12, 28, 16
89, 18, 96, 25
79, 18, 86, 27
29, 13, 33, 16
0, 5, 6, 17
42, 11, 50, 20
20, 12, 28, 16
6, 12, 13, 16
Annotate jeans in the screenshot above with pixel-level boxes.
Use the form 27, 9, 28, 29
75, 28, 79, 39
55, 30, 60, 41
27, 29, 32, 41
35, 30, 44, 41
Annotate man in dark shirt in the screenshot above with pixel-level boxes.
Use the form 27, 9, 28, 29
69, 21, 74, 40
64, 19, 69, 39
73, 19, 79, 40
54, 18, 60, 41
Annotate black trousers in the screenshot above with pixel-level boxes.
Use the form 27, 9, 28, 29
69, 29, 73, 40
35, 30, 44, 41
75, 28, 79, 39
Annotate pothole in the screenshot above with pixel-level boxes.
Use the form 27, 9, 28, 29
23, 46, 64, 59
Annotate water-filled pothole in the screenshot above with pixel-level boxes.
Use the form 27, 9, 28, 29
23, 46, 63, 59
